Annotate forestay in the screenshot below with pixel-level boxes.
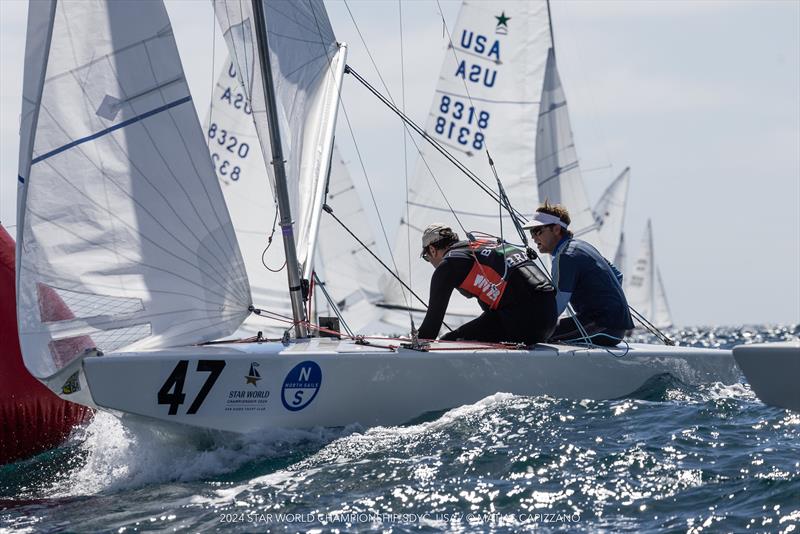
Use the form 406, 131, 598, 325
16, 0, 250, 379
380, 0, 551, 321
626, 220, 673, 328
212, 0, 347, 282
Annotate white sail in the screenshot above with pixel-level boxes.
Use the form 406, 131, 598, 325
591, 167, 630, 264
205, 59, 291, 335
212, 0, 347, 280
654, 268, 673, 329
535, 47, 595, 236
206, 58, 383, 335
626, 220, 673, 329
614, 232, 627, 274
315, 152, 383, 314
380, 0, 551, 323
16, 0, 250, 380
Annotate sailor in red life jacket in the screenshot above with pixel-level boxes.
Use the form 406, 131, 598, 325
417, 223, 557, 344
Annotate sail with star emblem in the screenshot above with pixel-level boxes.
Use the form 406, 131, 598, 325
378, 1, 551, 328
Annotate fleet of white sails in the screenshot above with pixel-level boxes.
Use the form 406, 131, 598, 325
202, 0, 672, 335
15, 0, 674, 387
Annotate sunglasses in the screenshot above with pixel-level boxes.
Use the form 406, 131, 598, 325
530, 224, 553, 237
421, 248, 430, 262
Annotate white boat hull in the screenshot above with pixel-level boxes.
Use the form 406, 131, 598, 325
55, 340, 739, 433
734, 341, 800, 411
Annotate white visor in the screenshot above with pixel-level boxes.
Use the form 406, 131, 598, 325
522, 212, 569, 230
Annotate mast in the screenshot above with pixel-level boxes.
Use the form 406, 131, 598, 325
546, 0, 556, 53
647, 220, 655, 319
251, 0, 308, 338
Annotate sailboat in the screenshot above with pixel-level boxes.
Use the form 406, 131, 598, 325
626, 220, 674, 328
376, 1, 551, 330
592, 167, 630, 267
377, 0, 630, 324
15, 0, 737, 434
734, 342, 800, 411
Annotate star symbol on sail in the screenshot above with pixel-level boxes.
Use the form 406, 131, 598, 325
495, 11, 511, 32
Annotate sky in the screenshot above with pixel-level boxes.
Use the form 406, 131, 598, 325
1, 0, 798, 327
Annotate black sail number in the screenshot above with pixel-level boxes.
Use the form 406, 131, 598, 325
157, 360, 188, 415
157, 360, 226, 415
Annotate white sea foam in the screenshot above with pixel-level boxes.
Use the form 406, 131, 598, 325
42, 393, 517, 499
50, 412, 350, 496
699, 381, 756, 402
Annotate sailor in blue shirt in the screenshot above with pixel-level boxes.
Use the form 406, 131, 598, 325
523, 203, 634, 346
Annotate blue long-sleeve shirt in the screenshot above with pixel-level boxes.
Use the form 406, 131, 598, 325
550, 237, 633, 330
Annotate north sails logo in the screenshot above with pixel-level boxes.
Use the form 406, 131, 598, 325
472, 274, 501, 302
495, 11, 511, 35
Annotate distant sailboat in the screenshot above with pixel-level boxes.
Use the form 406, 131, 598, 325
592, 167, 630, 266
377, 0, 552, 329
535, 47, 596, 236
626, 220, 674, 328
377, 0, 631, 330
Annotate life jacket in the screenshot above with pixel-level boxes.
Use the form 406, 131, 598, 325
445, 240, 533, 310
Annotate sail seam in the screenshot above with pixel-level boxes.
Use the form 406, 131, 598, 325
134, 89, 248, 300
28, 103, 247, 303
407, 201, 523, 219
30, 95, 191, 165
433, 90, 538, 107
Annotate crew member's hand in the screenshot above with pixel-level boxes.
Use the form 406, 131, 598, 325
440, 330, 461, 341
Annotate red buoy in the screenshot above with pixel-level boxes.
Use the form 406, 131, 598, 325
0, 224, 93, 465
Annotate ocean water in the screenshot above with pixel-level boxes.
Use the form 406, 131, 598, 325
1, 325, 798, 533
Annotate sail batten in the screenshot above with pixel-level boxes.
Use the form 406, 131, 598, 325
30, 96, 192, 164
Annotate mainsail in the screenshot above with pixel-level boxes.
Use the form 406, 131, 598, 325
591, 167, 630, 265
626, 220, 673, 328
212, 0, 347, 280
16, 0, 250, 380
206, 57, 381, 335
379, 0, 551, 323
535, 47, 595, 236
614, 232, 627, 275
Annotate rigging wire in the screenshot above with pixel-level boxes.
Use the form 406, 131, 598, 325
341, 0, 485, 237
345, 67, 528, 225
322, 204, 452, 332
398, 0, 416, 333
322, 1, 417, 319
260, 205, 285, 273
312, 271, 355, 337
335, 101, 414, 309
207, 8, 217, 150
